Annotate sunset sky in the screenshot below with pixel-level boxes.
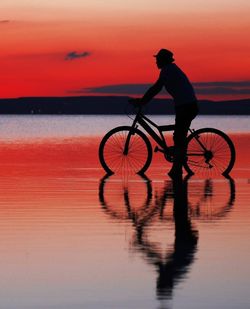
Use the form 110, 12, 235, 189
1, 0, 250, 99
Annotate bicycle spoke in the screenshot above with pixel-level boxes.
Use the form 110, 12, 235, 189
185, 128, 235, 176
100, 127, 152, 174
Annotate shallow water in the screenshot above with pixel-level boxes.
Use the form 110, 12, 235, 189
0, 116, 249, 308
0, 115, 249, 141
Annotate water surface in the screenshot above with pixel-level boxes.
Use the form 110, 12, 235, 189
0, 115, 249, 141
0, 116, 249, 308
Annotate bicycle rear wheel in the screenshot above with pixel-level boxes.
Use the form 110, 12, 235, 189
99, 126, 152, 175
184, 128, 235, 177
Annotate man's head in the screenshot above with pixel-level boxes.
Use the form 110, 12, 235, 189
154, 49, 174, 68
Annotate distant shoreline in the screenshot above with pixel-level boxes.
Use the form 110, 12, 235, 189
0, 96, 249, 115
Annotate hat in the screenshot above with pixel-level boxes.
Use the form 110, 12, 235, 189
154, 49, 174, 60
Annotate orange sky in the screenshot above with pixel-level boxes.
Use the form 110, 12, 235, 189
1, 0, 250, 99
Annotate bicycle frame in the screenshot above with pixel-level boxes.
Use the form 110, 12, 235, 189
124, 107, 206, 159
124, 108, 175, 155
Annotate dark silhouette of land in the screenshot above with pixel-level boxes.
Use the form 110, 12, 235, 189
0, 96, 249, 115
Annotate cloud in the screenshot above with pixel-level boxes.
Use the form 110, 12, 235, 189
70, 81, 250, 96
195, 87, 250, 95
65, 51, 91, 61
194, 81, 250, 95
0, 20, 10, 24
194, 81, 250, 88
80, 84, 151, 94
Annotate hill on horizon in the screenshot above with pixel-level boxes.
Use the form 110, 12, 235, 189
0, 96, 249, 115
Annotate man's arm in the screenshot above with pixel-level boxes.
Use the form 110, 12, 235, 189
141, 78, 164, 104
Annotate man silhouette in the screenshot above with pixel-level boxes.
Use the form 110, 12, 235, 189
131, 49, 198, 177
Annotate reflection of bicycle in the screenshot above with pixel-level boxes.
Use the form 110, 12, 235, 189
99, 174, 153, 221
99, 174, 198, 302
98, 174, 236, 305
99, 175, 235, 224
99, 102, 235, 177
187, 176, 235, 220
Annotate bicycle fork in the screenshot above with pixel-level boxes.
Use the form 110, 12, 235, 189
123, 126, 137, 155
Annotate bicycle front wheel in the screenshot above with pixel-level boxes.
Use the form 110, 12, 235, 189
99, 126, 152, 175
184, 128, 235, 177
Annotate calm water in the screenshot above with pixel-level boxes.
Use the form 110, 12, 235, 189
0, 115, 249, 140
0, 115, 249, 308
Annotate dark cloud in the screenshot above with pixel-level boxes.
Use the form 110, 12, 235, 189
194, 81, 250, 95
65, 51, 91, 61
80, 84, 151, 95
194, 81, 250, 88
70, 81, 250, 96
195, 87, 250, 95
0, 20, 10, 24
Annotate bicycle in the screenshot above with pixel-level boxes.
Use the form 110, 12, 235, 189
99, 102, 236, 176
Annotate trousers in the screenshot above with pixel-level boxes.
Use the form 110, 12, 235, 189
173, 102, 199, 170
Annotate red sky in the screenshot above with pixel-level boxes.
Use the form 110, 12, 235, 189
1, 0, 250, 100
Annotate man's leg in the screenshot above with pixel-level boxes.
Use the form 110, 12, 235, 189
168, 118, 190, 176
169, 105, 197, 177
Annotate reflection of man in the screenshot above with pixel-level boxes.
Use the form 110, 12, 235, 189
156, 176, 198, 299
131, 49, 199, 177
132, 176, 198, 302
99, 174, 199, 306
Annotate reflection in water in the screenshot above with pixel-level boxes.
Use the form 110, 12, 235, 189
99, 173, 152, 221
188, 176, 235, 220
99, 175, 235, 308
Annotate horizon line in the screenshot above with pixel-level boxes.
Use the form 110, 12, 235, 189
0, 95, 250, 103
